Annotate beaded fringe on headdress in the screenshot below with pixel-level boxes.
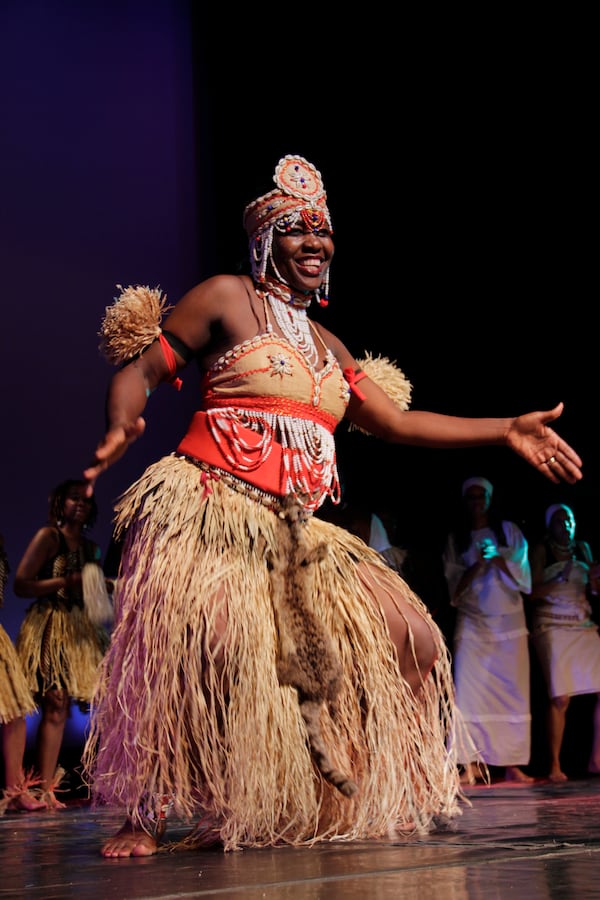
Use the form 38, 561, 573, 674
82, 453, 467, 851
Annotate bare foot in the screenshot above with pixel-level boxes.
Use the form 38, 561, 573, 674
41, 791, 67, 809
504, 766, 534, 783
549, 770, 568, 783
101, 820, 158, 858
459, 765, 476, 785
8, 791, 48, 812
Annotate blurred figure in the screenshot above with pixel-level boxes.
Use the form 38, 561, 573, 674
0, 532, 47, 813
342, 502, 407, 574
443, 477, 533, 784
528, 503, 600, 782
13, 480, 112, 807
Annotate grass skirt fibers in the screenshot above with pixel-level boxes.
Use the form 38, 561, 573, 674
82, 563, 114, 626
16, 599, 109, 703
0, 625, 37, 723
82, 454, 463, 850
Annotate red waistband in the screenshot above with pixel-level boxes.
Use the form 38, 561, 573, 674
177, 410, 287, 496
199, 394, 338, 433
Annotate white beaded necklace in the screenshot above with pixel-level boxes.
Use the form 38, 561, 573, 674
267, 294, 318, 368
258, 279, 320, 368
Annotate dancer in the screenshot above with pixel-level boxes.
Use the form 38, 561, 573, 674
81, 155, 582, 856
14, 480, 112, 807
529, 503, 600, 782
0, 532, 47, 813
443, 477, 533, 784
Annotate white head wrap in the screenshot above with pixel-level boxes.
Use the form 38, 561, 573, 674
545, 503, 574, 529
461, 476, 494, 498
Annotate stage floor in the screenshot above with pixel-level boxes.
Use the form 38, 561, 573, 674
2, 778, 600, 899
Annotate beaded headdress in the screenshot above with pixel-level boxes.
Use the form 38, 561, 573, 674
242, 155, 332, 305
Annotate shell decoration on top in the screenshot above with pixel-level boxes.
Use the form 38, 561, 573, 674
97, 286, 413, 433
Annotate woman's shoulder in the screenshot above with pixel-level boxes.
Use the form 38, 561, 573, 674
500, 519, 528, 544
34, 524, 61, 543
577, 539, 594, 563
25, 524, 61, 556
175, 274, 248, 308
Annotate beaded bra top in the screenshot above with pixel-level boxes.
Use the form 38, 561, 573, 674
194, 299, 350, 509
203, 332, 348, 417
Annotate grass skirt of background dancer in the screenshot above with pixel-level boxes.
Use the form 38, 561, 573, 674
16, 601, 109, 704
0, 625, 38, 724
82, 453, 465, 851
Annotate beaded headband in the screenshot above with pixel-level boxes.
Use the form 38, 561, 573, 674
242, 155, 333, 305
243, 155, 332, 239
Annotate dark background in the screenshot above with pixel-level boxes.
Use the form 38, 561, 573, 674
1, 3, 596, 772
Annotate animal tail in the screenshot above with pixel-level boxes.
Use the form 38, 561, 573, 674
300, 700, 358, 798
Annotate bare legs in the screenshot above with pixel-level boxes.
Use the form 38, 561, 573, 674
547, 694, 569, 782
1, 718, 47, 811
36, 688, 69, 806
358, 562, 439, 694
99, 563, 440, 857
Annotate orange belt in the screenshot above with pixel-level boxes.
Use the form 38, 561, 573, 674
177, 410, 286, 496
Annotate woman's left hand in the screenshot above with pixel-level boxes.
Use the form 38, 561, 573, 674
506, 402, 582, 484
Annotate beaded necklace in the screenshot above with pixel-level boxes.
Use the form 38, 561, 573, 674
257, 278, 319, 369
549, 537, 576, 558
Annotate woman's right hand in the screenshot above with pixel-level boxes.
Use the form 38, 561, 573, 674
83, 418, 146, 494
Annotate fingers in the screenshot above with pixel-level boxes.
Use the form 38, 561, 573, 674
549, 400, 564, 420
540, 449, 582, 485
82, 421, 144, 494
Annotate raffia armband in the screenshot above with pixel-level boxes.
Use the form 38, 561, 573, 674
347, 351, 413, 436
98, 284, 187, 390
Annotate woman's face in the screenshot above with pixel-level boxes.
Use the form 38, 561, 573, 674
550, 509, 576, 542
62, 486, 94, 525
271, 224, 334, 294
464, 486, 491, 517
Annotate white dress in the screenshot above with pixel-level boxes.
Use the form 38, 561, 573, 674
531, 543, 600, 698
443, 521, 532, 767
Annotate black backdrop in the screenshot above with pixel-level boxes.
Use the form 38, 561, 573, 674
1, 3, 596, 630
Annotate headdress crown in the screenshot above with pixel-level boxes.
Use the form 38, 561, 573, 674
243, 155, 331, 239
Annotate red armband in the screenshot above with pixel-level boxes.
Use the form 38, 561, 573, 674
343, 367, 368, 401
158, 333, 183, 391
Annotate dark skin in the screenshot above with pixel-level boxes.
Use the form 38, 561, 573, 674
84, 224, 582, 857
85, 226, 582, 490
14, 491, 100, 806
451, 487, 516, 598
529, 509, 600, 782
451, 484, 534, 784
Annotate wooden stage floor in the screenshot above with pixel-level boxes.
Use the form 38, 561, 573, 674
2, 777, 600, 899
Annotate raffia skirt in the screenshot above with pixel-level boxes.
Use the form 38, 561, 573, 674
0, 624, 37, 723
16, 600, 109, 704
82, 453, 463, 851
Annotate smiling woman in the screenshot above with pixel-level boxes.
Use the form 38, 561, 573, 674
79, 154, 582, 859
